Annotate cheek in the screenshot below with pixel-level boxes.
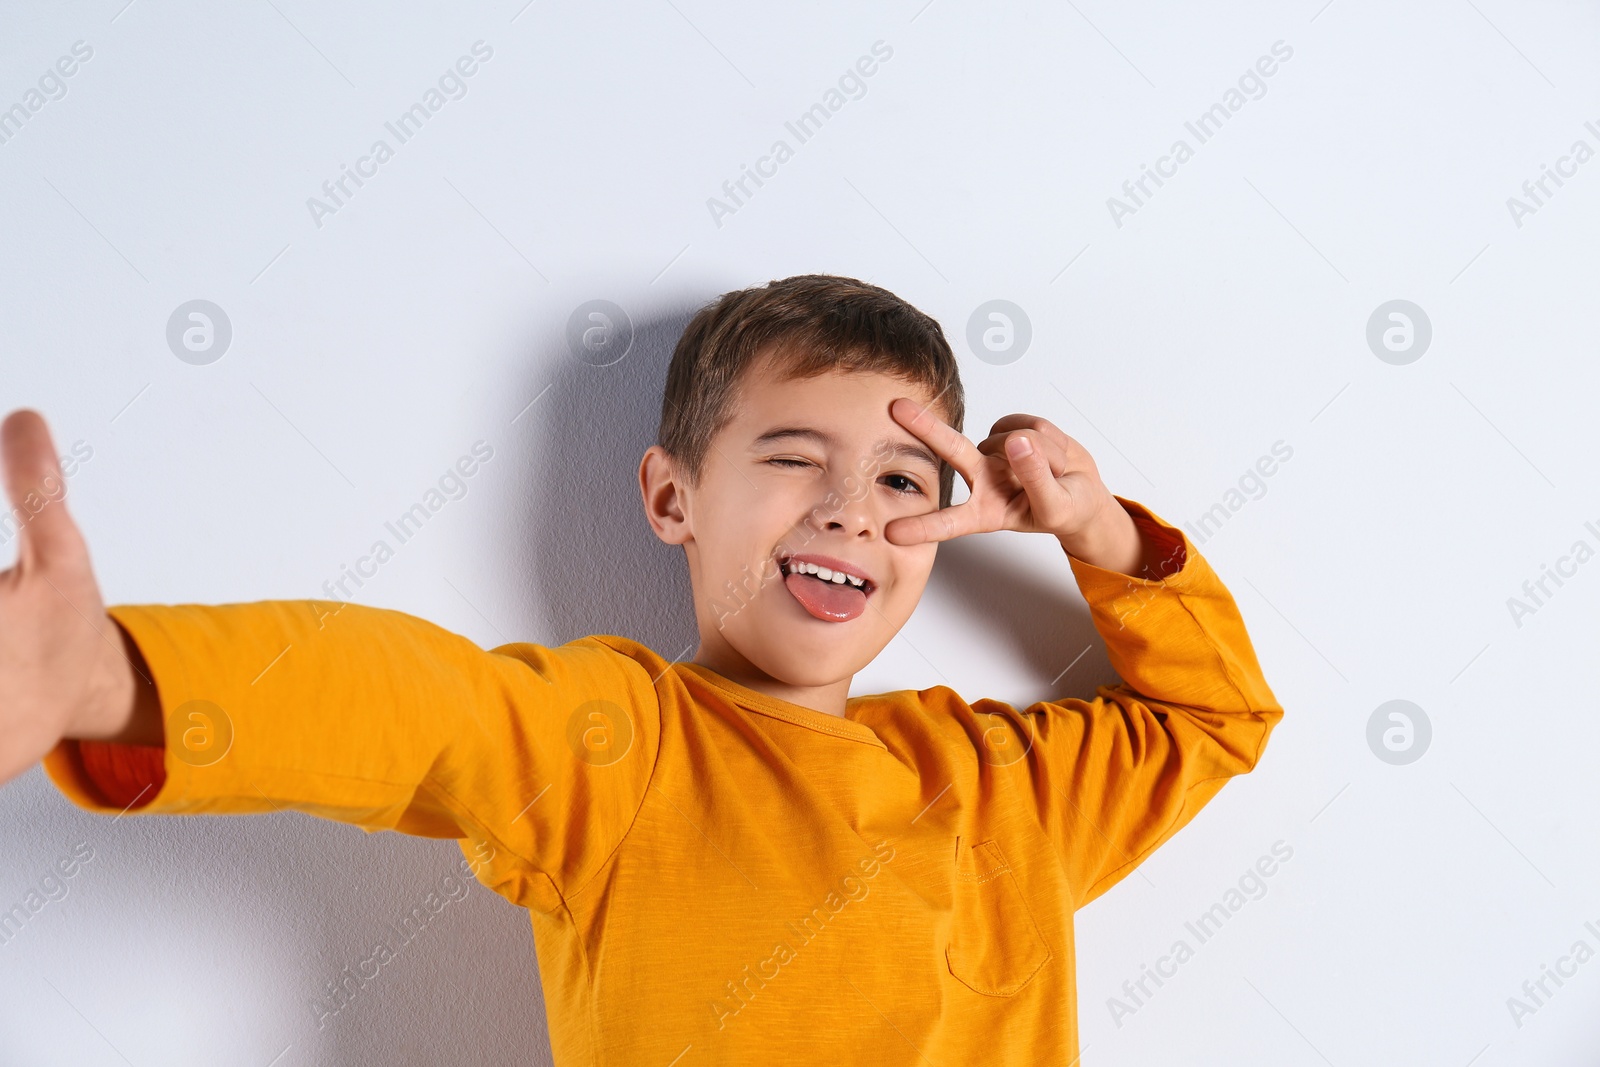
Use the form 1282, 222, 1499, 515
883, 552, 937, 605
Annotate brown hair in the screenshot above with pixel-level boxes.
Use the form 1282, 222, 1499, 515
657, 274, 966, 509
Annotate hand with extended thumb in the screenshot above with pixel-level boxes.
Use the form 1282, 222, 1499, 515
0, 409, 158, 789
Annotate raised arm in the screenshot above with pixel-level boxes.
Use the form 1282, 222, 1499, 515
1001, 497, 1284, 907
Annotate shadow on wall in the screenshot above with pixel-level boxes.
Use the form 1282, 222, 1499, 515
510, 303, 704, 660
926, 533, 1120, 705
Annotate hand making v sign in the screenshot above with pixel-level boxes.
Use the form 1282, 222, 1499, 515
883, 396, 1163, 579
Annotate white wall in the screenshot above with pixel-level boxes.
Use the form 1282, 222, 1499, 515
2, 1, 1597, 1063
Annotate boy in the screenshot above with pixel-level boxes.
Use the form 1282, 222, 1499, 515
2, 274, 1282, 1064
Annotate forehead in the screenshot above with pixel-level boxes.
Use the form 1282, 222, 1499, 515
730, 346, 946, 419
722, 353, 947, 474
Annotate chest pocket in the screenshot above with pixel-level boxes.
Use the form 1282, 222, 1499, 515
945, 838, 1052, 996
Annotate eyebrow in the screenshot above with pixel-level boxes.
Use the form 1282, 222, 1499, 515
750, 426, 941, 475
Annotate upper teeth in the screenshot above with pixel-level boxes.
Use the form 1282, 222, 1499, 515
785, 560, 868, 589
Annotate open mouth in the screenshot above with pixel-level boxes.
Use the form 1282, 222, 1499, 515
777, 554, 874, 623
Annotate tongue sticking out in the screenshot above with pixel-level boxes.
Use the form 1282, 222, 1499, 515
784, 571, 868, 623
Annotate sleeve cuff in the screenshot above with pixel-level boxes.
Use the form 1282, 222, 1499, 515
42, 603, 224, 817
1067, 495, 1191, 582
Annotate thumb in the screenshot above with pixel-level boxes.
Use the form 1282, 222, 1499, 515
1004, 433, 1072, 533
2, 409, 80, 569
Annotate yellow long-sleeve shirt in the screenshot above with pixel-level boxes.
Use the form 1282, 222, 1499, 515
44, 495, 1282, 1065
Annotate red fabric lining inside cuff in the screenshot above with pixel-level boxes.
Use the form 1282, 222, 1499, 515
77, 739, 165, 810
1127, 507, 1187, 579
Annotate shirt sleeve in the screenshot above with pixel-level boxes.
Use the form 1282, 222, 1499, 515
41, 599, 663, 912
986, 495, 1283, 909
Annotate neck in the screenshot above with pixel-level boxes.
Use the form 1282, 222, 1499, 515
690, 647, 854, 718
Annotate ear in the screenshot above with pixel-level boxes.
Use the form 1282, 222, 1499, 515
639, 445, 691, 545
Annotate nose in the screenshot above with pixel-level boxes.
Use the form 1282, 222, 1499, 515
811, 472, 878, 539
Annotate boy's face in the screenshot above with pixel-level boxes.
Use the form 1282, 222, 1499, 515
642, 349, 950, 689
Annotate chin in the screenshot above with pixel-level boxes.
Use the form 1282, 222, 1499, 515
767, 634, 876, 683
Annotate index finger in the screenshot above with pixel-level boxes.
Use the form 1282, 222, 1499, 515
884, 498, 980, 546
889, 397, 978, 479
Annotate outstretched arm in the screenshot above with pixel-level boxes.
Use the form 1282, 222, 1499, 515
2, 409, 663, 911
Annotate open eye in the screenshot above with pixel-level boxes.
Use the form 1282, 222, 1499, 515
883, 473, 924, 496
